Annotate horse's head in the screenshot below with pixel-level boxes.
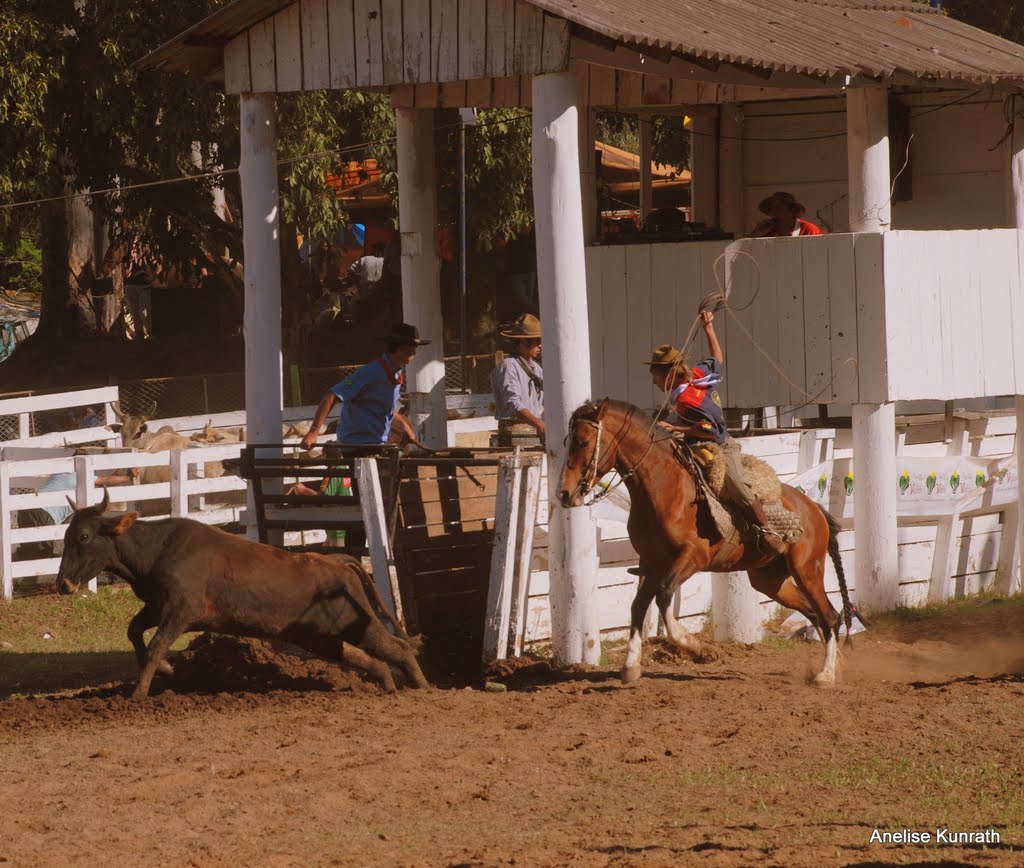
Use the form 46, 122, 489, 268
558, 398, 616, 508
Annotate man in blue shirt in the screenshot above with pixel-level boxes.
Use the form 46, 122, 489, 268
300, 322, 428, 449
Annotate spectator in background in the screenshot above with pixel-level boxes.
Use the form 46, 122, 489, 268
750, 191, 824, 238
491, 313, 545, 447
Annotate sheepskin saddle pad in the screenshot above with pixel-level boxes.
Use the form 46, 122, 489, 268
688, 441, 804, 543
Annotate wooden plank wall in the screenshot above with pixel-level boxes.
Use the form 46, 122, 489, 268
224, 0, 570, 95
585, 234, 891, 412
883, 229, 1023, 402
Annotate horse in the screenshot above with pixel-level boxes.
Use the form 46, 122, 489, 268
557, 398, 852, 687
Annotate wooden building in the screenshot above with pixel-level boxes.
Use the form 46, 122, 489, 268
141, 0, 1024, 661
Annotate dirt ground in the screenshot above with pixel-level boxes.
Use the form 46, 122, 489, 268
2, 601, 1023, 867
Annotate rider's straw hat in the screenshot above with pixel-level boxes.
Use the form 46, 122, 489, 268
645, 343, 686, 368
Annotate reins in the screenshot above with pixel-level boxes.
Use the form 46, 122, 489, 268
569, 405, 665, 506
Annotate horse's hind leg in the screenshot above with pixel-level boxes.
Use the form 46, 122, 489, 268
785, 546, 842, 687
655, 585, 707, 662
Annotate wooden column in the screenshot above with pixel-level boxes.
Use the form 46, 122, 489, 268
578, 106, 599, 245
691, 109, 719, 227
846, 85, 891, 233
719, 104, 744, 236
396, 107, 447, 448
240, 92, 284, 537
532, 72, 601, 666
1011, 107, 1024, 595
711, 576, 764, 642
848, 85, 896, 612
638, 115, 653, 223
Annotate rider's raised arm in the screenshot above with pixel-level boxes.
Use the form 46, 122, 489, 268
700, 310, 723, 364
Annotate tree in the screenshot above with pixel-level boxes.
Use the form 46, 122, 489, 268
945, 2, 1024, 43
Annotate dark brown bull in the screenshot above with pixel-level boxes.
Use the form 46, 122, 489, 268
56, 490, 429, 697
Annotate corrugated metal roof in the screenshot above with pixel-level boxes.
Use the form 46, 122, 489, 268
138, 0, 1024, 88
536, 0, 1024, 85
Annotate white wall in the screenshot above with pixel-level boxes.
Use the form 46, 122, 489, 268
739, 93, 1013, 235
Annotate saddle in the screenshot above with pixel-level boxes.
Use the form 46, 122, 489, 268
673, 439, 804, 549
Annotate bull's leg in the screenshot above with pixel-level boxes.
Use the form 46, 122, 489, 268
339, 642, 397, 693
127, 604, 174, 677
132, 614, 189, 699
357, 622, 430, 689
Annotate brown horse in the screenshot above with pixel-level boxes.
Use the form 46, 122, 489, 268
557, 398, 852, 687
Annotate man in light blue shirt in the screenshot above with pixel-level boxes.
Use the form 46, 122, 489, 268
301, 322, 429, 448
492, 313, 544, 447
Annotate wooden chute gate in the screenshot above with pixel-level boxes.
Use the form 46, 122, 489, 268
236, 445, 543, 681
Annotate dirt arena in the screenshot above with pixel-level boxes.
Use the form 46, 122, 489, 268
2, 601, 1023, 867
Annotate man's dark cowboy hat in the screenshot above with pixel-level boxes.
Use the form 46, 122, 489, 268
644, 343, 686, 368
381, 322, 431, 345
500, 313, 542, 339
758, 191, 807, 217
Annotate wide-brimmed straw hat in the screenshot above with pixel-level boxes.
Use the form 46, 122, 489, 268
758, 191, 806, 217
380, 322, 431, 345
500, 313, 542, 340
645, 343, 686, 368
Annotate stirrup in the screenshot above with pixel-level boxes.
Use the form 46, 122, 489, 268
754, 525, 787, 554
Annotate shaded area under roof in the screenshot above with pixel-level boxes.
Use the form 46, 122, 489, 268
138, 0, 1024, 90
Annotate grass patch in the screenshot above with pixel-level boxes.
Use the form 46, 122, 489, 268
0, 586, 193, 696
869, 591, 1024, 629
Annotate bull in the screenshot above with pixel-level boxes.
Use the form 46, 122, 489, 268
56, 490, 429, 697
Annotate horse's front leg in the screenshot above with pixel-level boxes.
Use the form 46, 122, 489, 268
622, 570, 660, 684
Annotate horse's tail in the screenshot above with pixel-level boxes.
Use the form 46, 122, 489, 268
815, 503, 855, 646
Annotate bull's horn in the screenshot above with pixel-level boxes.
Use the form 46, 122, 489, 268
111, 401, 125, 420
145, 400, 158, 418
99, 488, 110, 512
66, 495, 80, 512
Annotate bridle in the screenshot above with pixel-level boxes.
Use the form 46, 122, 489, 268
566, 406, 659, 506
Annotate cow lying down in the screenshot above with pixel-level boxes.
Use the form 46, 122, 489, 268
56, 491, 429, 698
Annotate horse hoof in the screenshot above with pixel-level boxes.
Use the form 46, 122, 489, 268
695, 647, 719, 664
621, 665, 642, 684
157, 660, 175, 677
813, 673, 836, 688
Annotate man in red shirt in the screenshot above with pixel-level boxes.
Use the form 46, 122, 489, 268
750, 191, 824, 238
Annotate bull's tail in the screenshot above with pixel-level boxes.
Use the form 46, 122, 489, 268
352, 561, 421, 650
815, 503, 854, 646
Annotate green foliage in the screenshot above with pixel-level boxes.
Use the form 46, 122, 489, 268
596, 111, 691, 175
946, 1, 1024, 43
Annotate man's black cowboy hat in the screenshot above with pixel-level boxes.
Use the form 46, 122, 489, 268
381, 322, 431, 346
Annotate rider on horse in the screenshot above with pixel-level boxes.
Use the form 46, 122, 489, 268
647, 310, 787, 556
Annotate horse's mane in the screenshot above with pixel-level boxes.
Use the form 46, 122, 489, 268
572, 397, 658, 430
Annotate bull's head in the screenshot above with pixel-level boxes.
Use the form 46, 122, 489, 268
56, 489, 138, 595
558, 399, 614, 508
107, 400, 158, 447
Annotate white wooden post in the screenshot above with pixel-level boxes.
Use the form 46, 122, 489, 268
852, 402, 898, 611
638, 115, 653, 223
510, 459, 542, 657
18, 413, 30, 439
719, 104, 744, 236
1, 462, 13, 601
928, 416, 969, 602
395, 107, 446, 449
72, 454, 100, 593
169, 450, 189, 518
1009, 397, 1024, 595
712, 575, 764, 643
483, 454, 524, 662
240, 92, 284, 537
846, 85, 891, 233
355, 456, 403, 625
691, 109, 718, 227
532, 71, 601, 665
